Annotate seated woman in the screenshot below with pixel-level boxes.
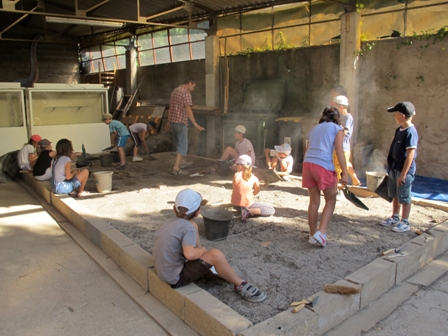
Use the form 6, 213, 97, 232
220, 125, 256, 164
50, 139, 89, 197
263, 143, 294, 180
231, 155, 275, 223
33, 139, 56, 181
17, 134, 41, 171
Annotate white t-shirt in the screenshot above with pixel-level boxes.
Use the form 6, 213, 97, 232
277, 154, 294, 173
129, 123, 147, 133
18, 144, 35, 169
235, 138, 255, 163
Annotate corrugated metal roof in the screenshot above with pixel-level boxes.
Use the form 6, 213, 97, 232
0, 0, 337, 42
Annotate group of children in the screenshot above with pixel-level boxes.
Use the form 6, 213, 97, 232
18, 135, 90, 197
153, 97, 418, 304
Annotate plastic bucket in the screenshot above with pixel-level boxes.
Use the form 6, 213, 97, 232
201, 208, 234, 241
99, 154, 113, 167
366, 171, 387, 192
94, 171, 113, 193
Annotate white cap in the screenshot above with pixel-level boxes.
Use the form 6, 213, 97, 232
274, 143, 292, 155
234, 125, 246, 134
235, 154, 252, 166
175, 188, 202, 214
333, 95, 349, 106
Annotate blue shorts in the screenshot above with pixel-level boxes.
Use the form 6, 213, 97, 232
116, 135, 129, 148
55, 177, 81, 194
171, 123, 188, 156
388, 170, 414, 205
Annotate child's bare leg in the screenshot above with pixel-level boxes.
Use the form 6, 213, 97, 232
401, 203, 411, 220
220, 147, 238, 160
271, 157, 278, 170
319, 187, 337, 234
307, 187, 321, 236
133, 146, 138, 158
392, 198, 401, 217
264, 148, 272, 168
118, 147, 126, 165
200, 248, 243, 286
280, 160, 288, 172
75, 169, 89, 192
347, 162, 361, 185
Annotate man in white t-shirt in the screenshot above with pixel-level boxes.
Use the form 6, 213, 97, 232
219, 125, 256, 163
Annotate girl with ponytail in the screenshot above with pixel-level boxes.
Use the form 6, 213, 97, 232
231, 155, 275, 223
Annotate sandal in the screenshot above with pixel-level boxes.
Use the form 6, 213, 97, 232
235, 281, 266, 303
172, 169, 187, 175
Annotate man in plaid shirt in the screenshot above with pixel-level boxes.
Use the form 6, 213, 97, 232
168, 77, 205, 175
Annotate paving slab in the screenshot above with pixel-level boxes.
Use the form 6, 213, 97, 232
0, 182, 192, 336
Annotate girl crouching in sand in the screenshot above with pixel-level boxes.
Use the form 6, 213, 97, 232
302, 106, 348, 247
50, 139, 89, 197
231, 155, 275, 223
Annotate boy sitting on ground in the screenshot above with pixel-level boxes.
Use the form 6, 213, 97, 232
153, 188, 266, 303
220, 125, 256, 164
263, 143, 294, 180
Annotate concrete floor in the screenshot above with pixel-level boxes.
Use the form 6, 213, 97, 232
0, 182, 171, 336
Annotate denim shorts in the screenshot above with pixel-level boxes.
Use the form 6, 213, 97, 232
55, 177, 81, 194
116, 135, 129, 148
171, 123, 188, 156
388, 170, 414, 204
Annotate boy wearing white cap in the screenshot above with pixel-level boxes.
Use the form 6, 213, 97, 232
220, 125, 256, 164
263, 143, 294, 180
153, 188, 266, 303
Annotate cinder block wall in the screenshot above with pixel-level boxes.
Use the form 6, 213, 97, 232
0, 41, 79, 84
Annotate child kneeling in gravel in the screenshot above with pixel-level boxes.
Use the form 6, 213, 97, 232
153, 188, 266, 303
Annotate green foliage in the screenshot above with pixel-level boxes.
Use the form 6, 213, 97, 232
229, 31, 296, 56
355, 42, 375, 56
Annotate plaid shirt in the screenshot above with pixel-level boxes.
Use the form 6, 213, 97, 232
168, 85, 192, 125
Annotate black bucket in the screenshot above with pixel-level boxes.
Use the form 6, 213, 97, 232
201, 208, 234, 241
216, 160, 234, 176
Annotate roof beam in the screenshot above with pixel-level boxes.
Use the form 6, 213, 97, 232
0, 4, 38, 37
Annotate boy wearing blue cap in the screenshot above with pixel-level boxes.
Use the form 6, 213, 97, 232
153, 188, 266, 303
380, 102, 418, 233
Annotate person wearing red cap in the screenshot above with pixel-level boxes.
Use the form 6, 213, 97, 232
17, 134, 42, 171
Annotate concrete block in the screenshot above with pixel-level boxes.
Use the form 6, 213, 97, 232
22, 171, 37, 189
326, 283, 418, 336
185, 289, 253, 336
100, 228, 135, 265
85, 217, 114, 249
34, 180, 51, 204
407, 253, 448, 287
314, 280, 361, 334
428, 228, 448, 259
346, 258, 396, 309
383, 242, 429, 284
410, 234, 438, 264
120, 244, 154, 291
63, 199, 97, 234
50, 193, 73, 220
237, 308, 317, 336
434, 221, 448, 232
148, 268, 201, 320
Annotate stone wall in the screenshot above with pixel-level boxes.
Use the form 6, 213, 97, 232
0, 41, 79, 84
358, 37, 448, 180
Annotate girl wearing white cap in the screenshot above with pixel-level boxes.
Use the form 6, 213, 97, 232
231, 154, 275, 223
219, 125, 256, 164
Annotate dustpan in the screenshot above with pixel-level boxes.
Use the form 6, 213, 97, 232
342, 186, 369, 211
374, 175, 393, 203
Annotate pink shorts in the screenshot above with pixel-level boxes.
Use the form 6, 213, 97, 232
302, 162, 337, 191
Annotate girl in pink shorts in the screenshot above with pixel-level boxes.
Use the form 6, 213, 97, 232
302, 106, 349, 247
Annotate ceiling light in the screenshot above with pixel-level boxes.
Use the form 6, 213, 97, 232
45, 16, 124, 28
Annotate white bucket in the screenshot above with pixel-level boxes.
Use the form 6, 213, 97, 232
94, 171, 113, 193
366, 171, 387, 192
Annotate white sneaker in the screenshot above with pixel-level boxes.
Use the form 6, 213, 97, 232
380, 216, 400, 227
132, 156, 143, 162
313, 231, 327, 247
308, 236, 317, 245
336, 189, 344, 201
391, 220, 410, 233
